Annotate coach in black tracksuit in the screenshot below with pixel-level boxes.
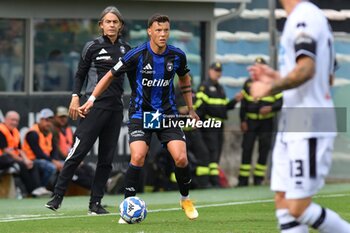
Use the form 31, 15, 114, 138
46, 6, 131, 214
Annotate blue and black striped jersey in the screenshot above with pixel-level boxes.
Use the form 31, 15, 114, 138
111, 41, 190, 120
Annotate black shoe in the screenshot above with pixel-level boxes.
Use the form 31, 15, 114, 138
253, 176, 264, 186
193, 176, 211, 189
209, 176, 221, 188
88, 202, 109, 215
45, 194, 63, 211
237, 176, 249, 187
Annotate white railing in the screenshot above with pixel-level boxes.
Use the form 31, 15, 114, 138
217, 31, 350, 42
130, 29, 194, 40
215, 8, 350, 21
216, 31, 269, 42
219, 76, 350, 88
215, 54, 269, 64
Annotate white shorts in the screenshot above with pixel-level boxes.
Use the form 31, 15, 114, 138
270, 133, 334, 199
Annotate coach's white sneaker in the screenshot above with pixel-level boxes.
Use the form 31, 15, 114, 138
118, 217, 127, 224
180, 199, 198, 220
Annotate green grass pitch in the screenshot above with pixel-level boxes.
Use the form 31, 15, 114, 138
0, 183, 349, 233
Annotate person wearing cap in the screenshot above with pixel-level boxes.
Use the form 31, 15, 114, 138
51, 106, 73, 159
22, 108, 62, 188
46, 6, 131, 215
237, 57, 282, 187
0, 110, 47, 197
195, 62, 243, 187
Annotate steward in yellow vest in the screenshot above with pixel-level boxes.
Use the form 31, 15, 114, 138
0, 111, 42, 196
22, 108, 62, 187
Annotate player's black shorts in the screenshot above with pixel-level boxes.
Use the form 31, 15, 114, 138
128, 120, 186, 145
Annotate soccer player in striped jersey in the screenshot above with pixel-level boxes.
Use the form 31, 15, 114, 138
79, 14, 199, 222
249, 1, 350, 232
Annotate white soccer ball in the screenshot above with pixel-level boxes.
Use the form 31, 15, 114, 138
119, 196, 147, 224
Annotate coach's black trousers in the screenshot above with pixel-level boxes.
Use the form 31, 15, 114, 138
54, 107, 123, 202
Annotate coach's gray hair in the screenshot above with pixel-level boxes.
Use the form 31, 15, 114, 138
99, 6, 124, 35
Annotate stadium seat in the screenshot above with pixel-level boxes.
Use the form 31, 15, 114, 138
65, 182, 90, 196
0, 173, 16, 198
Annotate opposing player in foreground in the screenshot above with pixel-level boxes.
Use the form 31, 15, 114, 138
249, 0, 350, 232
79, 14, 199, 222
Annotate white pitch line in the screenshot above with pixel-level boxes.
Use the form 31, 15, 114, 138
0, 212, 118, 223
0, 193, 349, 223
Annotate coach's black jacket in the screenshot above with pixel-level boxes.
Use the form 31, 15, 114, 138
73, 35, 131, 111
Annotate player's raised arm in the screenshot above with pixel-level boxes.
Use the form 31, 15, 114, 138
271, 56, 315, 93
178, 73, 199, 121
249, 56, 315, 99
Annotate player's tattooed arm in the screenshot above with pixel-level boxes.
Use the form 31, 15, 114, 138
270, 56, 315, 95
179, 74, 199, 120
180, 85, 192, 94
178, 74, 193, 109
179, 81, 192, 95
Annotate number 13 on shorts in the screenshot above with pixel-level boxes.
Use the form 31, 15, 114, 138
287, 137, 333, 198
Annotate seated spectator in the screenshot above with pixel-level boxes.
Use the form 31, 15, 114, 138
22, 108, 63, 187
0, 110, 49, 197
